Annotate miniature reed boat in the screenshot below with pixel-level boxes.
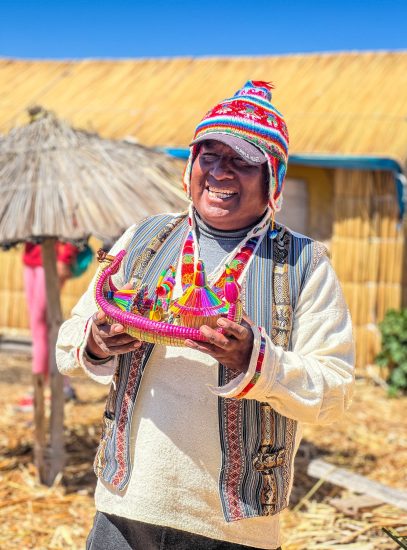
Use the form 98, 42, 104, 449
94, 249, 242, 346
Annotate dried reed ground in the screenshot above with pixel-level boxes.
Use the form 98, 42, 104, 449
0, 353, 406, 550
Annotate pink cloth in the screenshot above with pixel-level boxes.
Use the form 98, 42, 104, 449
24, 265, 49, 376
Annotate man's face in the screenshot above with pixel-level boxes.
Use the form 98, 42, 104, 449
190, 140, 269, 231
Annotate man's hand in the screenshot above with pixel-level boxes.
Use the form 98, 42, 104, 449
184, 316, 254, 374
86, 284, 142, 359
88, 315, 143, 359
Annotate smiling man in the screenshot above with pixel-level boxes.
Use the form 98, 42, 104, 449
190, 139, 269, 230
57, 81, 354, 550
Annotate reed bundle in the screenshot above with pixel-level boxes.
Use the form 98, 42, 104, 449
331, 169, 405, 371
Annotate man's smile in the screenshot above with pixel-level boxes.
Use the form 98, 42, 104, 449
205, 184, 238, 201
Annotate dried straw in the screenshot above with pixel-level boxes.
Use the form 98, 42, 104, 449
1, 354, 406, 549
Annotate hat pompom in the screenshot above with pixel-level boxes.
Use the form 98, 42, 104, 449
234, 80, 274, 102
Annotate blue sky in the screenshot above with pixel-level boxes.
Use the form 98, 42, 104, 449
1, 0, 406, 59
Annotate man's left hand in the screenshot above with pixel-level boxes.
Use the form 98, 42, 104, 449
184, 316, 254, 374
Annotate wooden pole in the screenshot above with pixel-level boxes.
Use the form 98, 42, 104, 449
308, 458, 407, 511
33, 372, 46, 475
41, 238, 65, 485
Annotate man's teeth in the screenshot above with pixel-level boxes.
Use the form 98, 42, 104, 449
207, 187, 236, 199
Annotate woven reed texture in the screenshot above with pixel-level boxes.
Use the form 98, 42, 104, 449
331, 170, 405, 371
0, 52, 406, 163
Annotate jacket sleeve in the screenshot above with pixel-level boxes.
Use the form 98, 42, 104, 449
210, 255, 355, 425
56, 225, 137, 384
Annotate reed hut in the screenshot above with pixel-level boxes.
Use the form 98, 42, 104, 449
0, 52, 406, 370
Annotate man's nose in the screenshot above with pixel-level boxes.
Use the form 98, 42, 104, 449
210, 157, 234, 179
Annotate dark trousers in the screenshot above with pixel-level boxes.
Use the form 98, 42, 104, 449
86, 512, 282, 550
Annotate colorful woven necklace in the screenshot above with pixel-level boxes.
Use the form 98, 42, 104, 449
181, 205, 271, 297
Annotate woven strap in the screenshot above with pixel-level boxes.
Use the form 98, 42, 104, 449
130, 211, 188, 286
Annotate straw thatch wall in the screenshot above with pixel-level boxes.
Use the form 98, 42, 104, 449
1, 52, 407, 164
331, 169, 405, 370
280, 166, 405, 370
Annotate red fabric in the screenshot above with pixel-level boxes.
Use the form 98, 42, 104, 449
23, 242, 79, 267
57, 242, 79, 265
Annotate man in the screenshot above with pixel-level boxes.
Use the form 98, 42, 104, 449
57, 81, 354, 550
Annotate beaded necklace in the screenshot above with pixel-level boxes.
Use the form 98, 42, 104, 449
181, 205, 271, 298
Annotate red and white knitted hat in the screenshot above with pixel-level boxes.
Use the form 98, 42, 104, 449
183, 80, 289, 211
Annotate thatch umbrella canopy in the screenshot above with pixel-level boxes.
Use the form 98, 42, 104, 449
0, 106, 187, 247
0, 107, 187, 486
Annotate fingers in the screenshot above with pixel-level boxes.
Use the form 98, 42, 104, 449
90, 330, 142, 357
199, 325, 231, 349
185, 320, 252, 352
93, 311, 125, 336
99, 331, 138, 347
184, 339, 211, 352
217, 317, 249, 340
184, 325, 233, 357
91, 309, 142, 356
93, 310, 107, 326
97, 322, 126, 338
184, 339, 226, 360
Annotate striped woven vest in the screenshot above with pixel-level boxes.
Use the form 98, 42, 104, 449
93, 213, 326, 521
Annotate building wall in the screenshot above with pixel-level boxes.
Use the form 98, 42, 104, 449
276, 178, 309, 235
284, 166, 405, 370
331, 169, 405, 370
283, 166, 334, 245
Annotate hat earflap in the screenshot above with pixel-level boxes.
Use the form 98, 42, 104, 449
183, 144, 200, 199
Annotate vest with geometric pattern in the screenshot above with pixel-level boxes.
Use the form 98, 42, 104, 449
93, 213, 326, 522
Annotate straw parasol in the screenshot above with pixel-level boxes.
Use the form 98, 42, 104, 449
0, 106, 187, 246
0, 107, 187, 485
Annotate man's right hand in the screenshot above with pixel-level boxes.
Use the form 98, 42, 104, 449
86, 310, 143, 360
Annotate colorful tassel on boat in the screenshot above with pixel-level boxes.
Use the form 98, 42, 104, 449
156, 265, 176, 310
112, 289, 138, 312
171, 259, 226, 328
223, 264, 241, 323
224, 265, 240, 304
112, 285, 152, 315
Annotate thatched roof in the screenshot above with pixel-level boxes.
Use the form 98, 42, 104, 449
1, 52, 407, 168
0, 107, 187, 246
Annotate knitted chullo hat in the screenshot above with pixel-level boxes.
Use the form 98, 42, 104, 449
183, 80, 289, 212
